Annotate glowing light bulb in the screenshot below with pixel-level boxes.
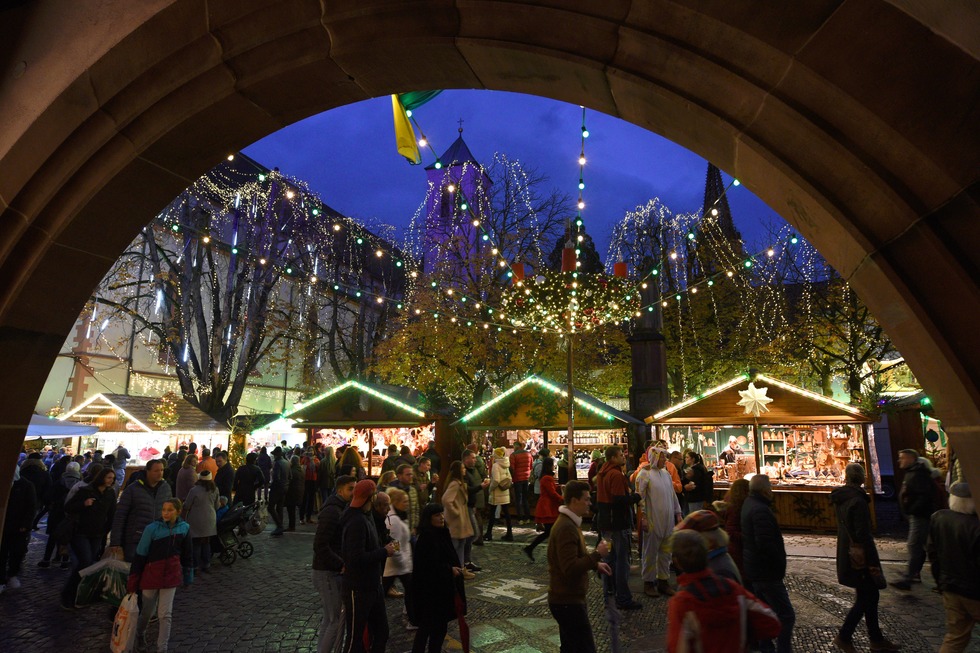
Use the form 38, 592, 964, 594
691, 287, 698, 294
669, 251, 678, 260
202, 236, 210, 244
333, 224, 341, 232
582, 128, 590, 138
410, 271, 418, 278
376, 249, 384, 258
461, 203, 469, 211
447, 184, 455, 193
472, 219, 480, 227
414, 309, 421, 315
491, 248, 498, 255
311, 208, 319, 216
499, 260, 507, 267
259, 258, 266, 265
356, 237, 363, 245
376, 297, 384, 303
767, 249, 775, 257
733, 179, 740, 186
227, 154, 234, 161
641, 282, 648, 289
578, 155, 586, 165
711, 208, 719, 216
434, 161, 442, 169
286, 190, 295, 199
744, 260, 753, 268
727, 270, 734, 277
418, 138, 427, 147
310, 276, 317, 284
577, 235, 584, 242
662, 301, 668, 307
790, 236, 799, 244
578, 182, 585, 190
577, 200, 585, 210
258, 174, 266, 182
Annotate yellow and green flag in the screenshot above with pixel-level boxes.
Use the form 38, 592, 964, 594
391, 91, 442, 165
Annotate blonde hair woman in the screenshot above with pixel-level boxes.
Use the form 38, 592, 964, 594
440, 461, 474, 568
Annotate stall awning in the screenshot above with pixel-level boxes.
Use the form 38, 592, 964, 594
282, 380, 435, 428
647, 373, 871, 426
455, 375, 643, 431
60, 393, 227, 432
25, 414, 100, 440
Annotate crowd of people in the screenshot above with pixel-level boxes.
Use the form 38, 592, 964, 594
2, 439, 978, 653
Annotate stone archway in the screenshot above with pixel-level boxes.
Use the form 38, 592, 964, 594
1, 1, 978, 523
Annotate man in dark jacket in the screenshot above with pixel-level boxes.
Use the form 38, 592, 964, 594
232, 452, 265, 507
421, 440, 441, 476
269, 447, 289, 537
547, 480, 610, 653
893, 448, 940, 590
213, 451, 234, 503
595, 445, 642, 610
741, 474, 795, 653
829, 464, 900, 653
109, 459, 172, 562
463, 450, 489, 565
928, 481, 980, 652
313, 475, 355, 653
340, 480, 396, 653
1, 465, 38, 593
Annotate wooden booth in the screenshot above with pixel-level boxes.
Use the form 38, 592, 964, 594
257, 380, 452, 477
455, 375, 643, 479
647, 373, 876, 531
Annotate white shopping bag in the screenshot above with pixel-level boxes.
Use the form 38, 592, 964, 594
110, 592, 139, 653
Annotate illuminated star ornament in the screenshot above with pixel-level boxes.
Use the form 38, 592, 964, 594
737, 382, 773, 417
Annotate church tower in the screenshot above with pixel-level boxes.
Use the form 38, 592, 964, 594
688, 163, 745, 278
422, 125, 492, 275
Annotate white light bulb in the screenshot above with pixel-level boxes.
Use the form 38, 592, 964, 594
578, 156, 586, 165
286, 190, 295, 199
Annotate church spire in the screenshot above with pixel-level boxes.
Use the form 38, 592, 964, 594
702, 163, 739, 242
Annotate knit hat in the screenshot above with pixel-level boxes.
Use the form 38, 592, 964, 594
349, 479, 376, 509
493, 447, 506, 458
950, 482, 971, 498
675, 509, 720, 533
198, 470, 212, 480
65, 462, 81, 477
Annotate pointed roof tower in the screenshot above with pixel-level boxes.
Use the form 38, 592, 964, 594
701, 163, 740, 242
425, 121, 482, 171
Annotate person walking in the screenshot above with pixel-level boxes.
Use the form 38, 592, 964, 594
0, 464, 38, 595
313, 475, 356, 653
441, 461, 474, 572
830, 463, 900, 653
127, 498, 194, 653
339, 479, 396, 653
38, 460, 81, 569
485, 447, 514, 541
928, 481, 980, 652
523, 457, 560, 562
60, 467, 116, 608
269, 447, 290, 537
667, 530, 780, 653
182, 470, 219, 574
408, 503, 466, 653
595, 445, 642, 610
257, 446, 273, 501
286, 455, 305, 531
463, 449, 489, 554
546, 480, 611, 653
231, 452, 264, 507
383, 487, 413, 599
892, 448, 942, 590
175, 454, 198, 501
301, 448, 320, 524
637, 445, 683, 597
742, 474, 795, 653
110, 459, 173, 562
510, 446, 533, 523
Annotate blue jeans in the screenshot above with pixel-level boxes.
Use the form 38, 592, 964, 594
313, 570, 345, 653
751, 579, 795, 653
905, 515, 929, 579
61, 535, 102, 605
601, 528, 633, 606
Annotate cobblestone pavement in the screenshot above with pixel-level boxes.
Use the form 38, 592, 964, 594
1, 520, 978, 653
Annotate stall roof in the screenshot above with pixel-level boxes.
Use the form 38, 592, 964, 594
60, 393, 227, 432
455, 375, 643, 430
282, 380, 435, 428
25, 414, 100, 440
647, 373, 871, 425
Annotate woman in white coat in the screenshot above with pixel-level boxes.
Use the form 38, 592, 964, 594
383, 487, 413, 599
484, 447, 513, 541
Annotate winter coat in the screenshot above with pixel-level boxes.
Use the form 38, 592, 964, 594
547, 508, 602, 604
722, 499, 746, 578
214, 463, 234, 501
683, 462, 713, 504
257, 451, 273, 479
534, 475, 561, 525
175, 467, 197, 501
65, 484, 116, 539
441, 480, 474, 540
667, 569, 781, 653
390, 479, 421, 532
489, 456, 512, 506
19, 459, 51, 506
301, 455, 319, 482
595, 461, 634, 531
422, 447, 441, 475
128, 518, 193, 592
409, 521, 465, 626
464, 465, 487, 509
110, 479, 174, 562
532, 456, 552, 494
232, 464, 264, 506
3, 478, 37, 535
740, 493, 786, 583
182, 484, 219, 538
318, 452, 336, 494
47, 471, 81, 531
830, 483, 882, 588
196, 456, 218, 479
899, 457, 941, 518
271, 457, 290, 491
928, 507, 980, 600
313, 493, 349, 572
384, 508, 413, 577
339, 506, 388, 592
510, 450, 533, 482
286, 461, 304, 505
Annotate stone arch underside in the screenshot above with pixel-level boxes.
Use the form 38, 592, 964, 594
1, 1, 978, 523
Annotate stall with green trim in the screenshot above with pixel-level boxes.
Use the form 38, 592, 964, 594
455, 375, 643, 479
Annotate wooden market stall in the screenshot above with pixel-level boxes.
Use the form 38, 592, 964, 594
258, 380, 452, 477
647, 373, 876, 531
60, 392, 229, 484
455, 375, 644, 479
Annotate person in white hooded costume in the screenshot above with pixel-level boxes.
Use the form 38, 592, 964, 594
636, 445, 682, 597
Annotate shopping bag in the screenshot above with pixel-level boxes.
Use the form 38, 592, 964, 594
76, 557, 131, 607
110, 592, 140, 653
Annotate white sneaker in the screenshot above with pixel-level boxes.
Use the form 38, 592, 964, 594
5, 577, 20, 589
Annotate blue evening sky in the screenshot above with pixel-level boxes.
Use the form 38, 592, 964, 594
244, 90, 783, 255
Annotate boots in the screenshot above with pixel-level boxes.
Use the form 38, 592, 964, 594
502, 531, 514, 542
656, 579, 675, 596
644, 581, 659, 597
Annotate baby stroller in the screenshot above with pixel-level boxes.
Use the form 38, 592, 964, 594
212, 502, 259, 565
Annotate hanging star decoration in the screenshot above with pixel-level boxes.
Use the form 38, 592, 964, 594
737, 382, 773, 417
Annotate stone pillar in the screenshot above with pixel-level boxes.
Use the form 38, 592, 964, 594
627, 282, 669, 461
